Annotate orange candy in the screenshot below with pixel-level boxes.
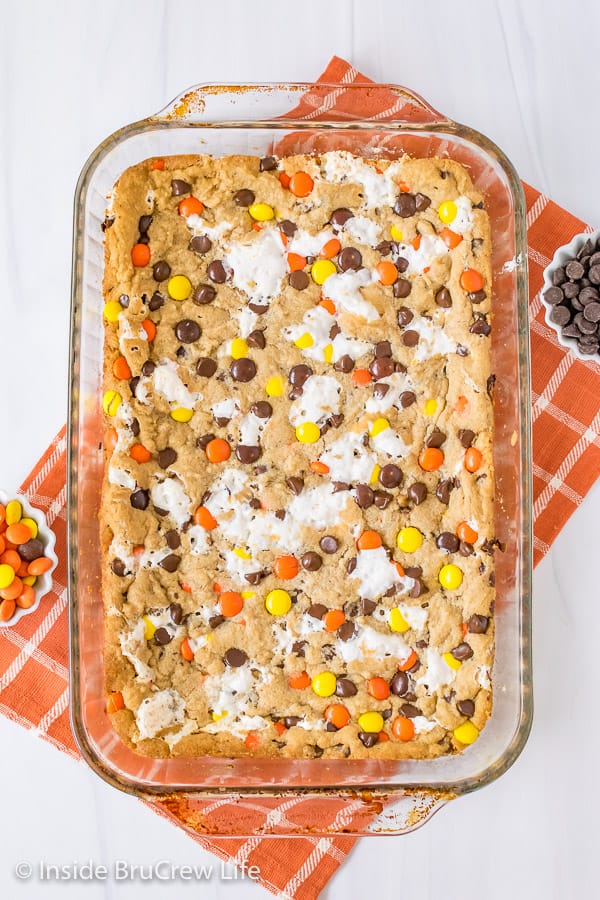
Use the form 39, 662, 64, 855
289, 671, 311, 690
398, 181, 411, 193
0, 550, 21, 570
323, 609, 346, 632
0, 505, 5, 525
398, 649, 418, 672
178, 196, 204, 217
392, 716, 415, 741
287, 252, 307, 271
194, 506, 218, 530
274, 721, 287, 736
279, 171, 291, 189
459, 268, 484, 293
411, 235, 421, 251
205, 438, 231, 463
356, 530, 382, 551
418, 447, 444, 471
324, 704, 351, 729
319, 238, 341, 259
6, 523, 33, 545
27, 557, 53, 577
375, 261, 398, 285
319, 298, 336, 315
141, 319, 156, 341
457, 521, 478, 544
310, 461, 330, 475
131, 243, 150, 267
273, 556, 299, 580
17, 561, 29, 578
112, 356, 132, 380
16, 585, 36, 609
105, 428, 118, 455
464, 447, 483, 472
367, 676, 390, 700
351, 368, 372, 387
106, 691, 125, 714
0, 577, 23, 601
0, 598, 16, 622
0, 537, 5, 556
244, 732, 260, 750
149, 159, 165, 171
378, 731, 390, 743
180, 638, 194, 661
289, 171, 314, 198
218, 591, 243, 618
440, 227, 462, 249
129, 443, 152, 464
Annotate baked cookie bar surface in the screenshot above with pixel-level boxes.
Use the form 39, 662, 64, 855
102, 151, 495, 759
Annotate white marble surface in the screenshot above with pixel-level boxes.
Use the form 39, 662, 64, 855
1, 0, 599, 897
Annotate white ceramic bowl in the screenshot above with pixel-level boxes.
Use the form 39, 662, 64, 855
0, 489, 58, 627
541, 229, 600, 363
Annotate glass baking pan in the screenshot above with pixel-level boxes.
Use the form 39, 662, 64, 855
68, 82, 532, 836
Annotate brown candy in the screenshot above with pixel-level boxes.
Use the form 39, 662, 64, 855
289, 270, 309, 290
336, 677, 358, 698
339, 247, 362, 270
233, 189, 255, 207
207, 260, 227, 284
320, 536, 338, 554
152, 261, 171, 282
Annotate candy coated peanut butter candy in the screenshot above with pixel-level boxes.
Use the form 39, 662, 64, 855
103, 300, 122, 323
248, 203, 274, 221
102, 390, 122, 416
311, 672, 337, 697
265, 589, 291, 616
167, 274, 192, 300
0, 564, 15, 590
439, 564, 463, 590
357, 711, 384, 733
453, 721, 480, 745
5, 500, 22, 525
396, 527, 423, 553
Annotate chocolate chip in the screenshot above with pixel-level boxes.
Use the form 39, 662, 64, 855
243, 571, 263, 586
373, 384, 389, 402
152, 260, 171, 282
398, 391, 416, 409
415, 192, 431, 211
435, 287, 452, 308
196, 357, 217, 378
189, 234, 212, 254
308, 603, 328, 619
286, 476, 304, 495
468, 290, 486, 304
110, 557, 126, 576
373, 490, 393, 510
590, 265, 600, 285
563, 282, 580, 299
470, 314, 491, 335
456, 344, 470, 357
281, 716, 301, 729
206, 615, 223, 630
457, 699, 475, 717
549, 305, 571, 327
336, 677, 357, 698
339, 247, 362, 271
358, 732, 379, 748
154, 627, 173, 646
171, 179, 191, 196
259, 155, 277, 171
401, 703, 420, 718
158, 554, 180, 573
230, 358, 257, 382
129, 376, 140, 398
292, 640, 307, 657
158, 448, 177, 468
574, 312, 597, 334
148, 291, 165, 311
174, 319, 201, 343
130, 489, 149, 510
396, 306, 413, 327
467, 614, 489, 634
236, 444, 261, 464
301, 552, 322, 572
234, 189, 255, 207
346, 556, 357, 575
130, 418, 140, 438
390, 671, 409, 696
337, 621, 357, 642
565, 259, 585, 280
579, 340, 600, 355
328, 414, 344, 429
334, 354, 354, 373
361, 598, 377, 616
426, 428, 446, 448
224, 647, 248, 668
248, 302, 269, 314
320, 536, 338, 554
436, 532, 459, 552
140, 361, 154, 378
451, 642, 474, 660
207, 260, 227, 283
408, 482, 427, 505
458, 429, 475, 448
459, 541, 474, 556
552, 267, 567, 286
137, 214, 151, 234
369, 356, 394, 380
246, 329, 266, 349
330, 207, 354, 228
379, 464, 402, 489
279, 219, 297, 237
169, 602, 183, 625
288, 270, 309, 290
354, 484, 374, 508
436, 478, 455, 504
402, 330, 419, 347
583, 302, 600, 322
393, 193, 416, 217
580, 287, 600, 305
289, 364, 313, 386
249, 401, 271, 419
393, 278, 412, 299
165, 530, 180, 550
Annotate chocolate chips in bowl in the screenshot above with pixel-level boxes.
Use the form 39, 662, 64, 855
542, 230, 600, 361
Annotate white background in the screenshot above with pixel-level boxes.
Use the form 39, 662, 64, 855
1, 0, 599, 898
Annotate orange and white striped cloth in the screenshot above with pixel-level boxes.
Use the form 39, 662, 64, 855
1, 58, 599, 900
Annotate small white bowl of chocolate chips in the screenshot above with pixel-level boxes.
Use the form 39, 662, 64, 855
542, 230, 600, 361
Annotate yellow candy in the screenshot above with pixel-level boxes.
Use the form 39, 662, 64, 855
265, 589, 292, 616
230, 338, 249, 359
453, 721, 480, 745
357, 711, 384, 733
265, 376, 285, 397
102, 390, 122, 417
103, 300, 122, 323
323, 344, 334, 364
21, 517, 38, 539
5, 500, 22, 525
438, 200, 458, 224
0, 564, 15, 590
424, 399, 438, 416
295, 422, 321, 444
390, 225, 404, 241
439, 564, 463, 590
249, 203, 274, 222
311, 259, 337, 285
311, 672, 337, 698
234, 547, 251, 559
241, 591, 255, 599
212, 710, 228, 722
370, 464, 381, 485
143, 616, 156, 640
443, 651, 462, 671
369, 417, 390, 437
23, 575, 37, 587
170, 407, 194, 423
167, 274, 192, 300
396, 526, 423, 553
389, 608, 410, 633
294, 332, 314, 350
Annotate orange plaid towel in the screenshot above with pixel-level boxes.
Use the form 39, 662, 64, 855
1, 57, 599, 900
